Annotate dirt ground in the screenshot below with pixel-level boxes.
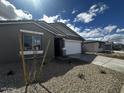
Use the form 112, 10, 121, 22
0, 60, 124, 93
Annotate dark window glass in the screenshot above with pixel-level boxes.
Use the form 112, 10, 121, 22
23, 33, 42, 51
32, 35, 42, 50
24, 34, 32, 51
99, 43, 104, 48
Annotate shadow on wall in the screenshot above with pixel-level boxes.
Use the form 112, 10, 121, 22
0, 53, 97, 90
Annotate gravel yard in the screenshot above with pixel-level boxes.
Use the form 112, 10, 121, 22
0, 63, 24, 90
0, 60, 124, 93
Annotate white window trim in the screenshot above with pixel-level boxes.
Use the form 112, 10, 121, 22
20, 50, 43, 55
20, 29, 44, 35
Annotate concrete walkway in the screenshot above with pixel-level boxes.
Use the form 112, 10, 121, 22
114, 51, 124, 54
92, 56, 124, 73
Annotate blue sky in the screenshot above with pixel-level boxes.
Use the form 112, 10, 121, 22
0, 0, 124, 44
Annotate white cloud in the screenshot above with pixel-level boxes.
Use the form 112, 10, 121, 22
78, 25, 124, 44
72, 9, 78, 14
74, 3, 108, 23
116, 28, 124, 33
40, 15, 60, 23
79, 28, 104, 38
40, 14, 70, 24
79, 25, 116, 38
104, 25, 117, 33
84, 34, 124, 44
0, 0, 32, 20
59, 19, 70, 24
66, 23, 81, 32
81, 33, 124, 44
99, 4, 108, 12
75, 13, 95, 23
103, 34, 124, 44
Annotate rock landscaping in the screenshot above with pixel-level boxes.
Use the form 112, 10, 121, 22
0, 61, 124, 93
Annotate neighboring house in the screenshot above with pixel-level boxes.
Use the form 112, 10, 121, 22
0, 20, 84, 64
83, 40, 113, 53
112, 43, 124, 51
83, 40, 105, 53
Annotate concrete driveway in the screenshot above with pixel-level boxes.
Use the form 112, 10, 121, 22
92, 56, 124, 73
69, 54, 124, 73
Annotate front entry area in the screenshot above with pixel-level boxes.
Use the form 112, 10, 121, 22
54, 38, 82, 57
54, 38, 64, 57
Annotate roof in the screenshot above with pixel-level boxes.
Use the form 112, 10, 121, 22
49, 22, 84, 40
84, 40, 105, 44
36, 21, 67, 37
0, 20, 84, 40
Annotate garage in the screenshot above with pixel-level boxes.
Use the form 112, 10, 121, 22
64, 39, 82, 55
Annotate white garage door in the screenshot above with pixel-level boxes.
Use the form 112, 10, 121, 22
64, 39, 82, 55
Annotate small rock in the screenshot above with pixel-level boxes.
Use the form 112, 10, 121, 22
6, 70, 15, 76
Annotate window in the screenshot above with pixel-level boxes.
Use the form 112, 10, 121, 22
24, 34, 32, 51
32, 35, 42, 50
99, 42, 104, 48
20, 29, 44, 55
23, 33, 42, 51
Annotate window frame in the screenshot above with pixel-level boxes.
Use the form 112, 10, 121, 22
20, 29, 44, 55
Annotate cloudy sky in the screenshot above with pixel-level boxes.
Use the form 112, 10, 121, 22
0, 0, 124, 44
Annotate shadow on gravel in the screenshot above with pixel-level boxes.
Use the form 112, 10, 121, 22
41, 53, 97, 83
0, 63, 25, 90
0, 53, 97, 91
69, 53, 97, 64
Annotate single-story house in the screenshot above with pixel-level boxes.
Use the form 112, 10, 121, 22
112, 43, 124, 51
82, 40, 113, 53
0, 20, 84, 64
82, 40, 105, 53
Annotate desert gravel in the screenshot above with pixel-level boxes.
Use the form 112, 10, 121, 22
0, 61, 124, 93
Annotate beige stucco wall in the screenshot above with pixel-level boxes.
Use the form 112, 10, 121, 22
0, 23, 55, 64
83, 42, 104, 52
